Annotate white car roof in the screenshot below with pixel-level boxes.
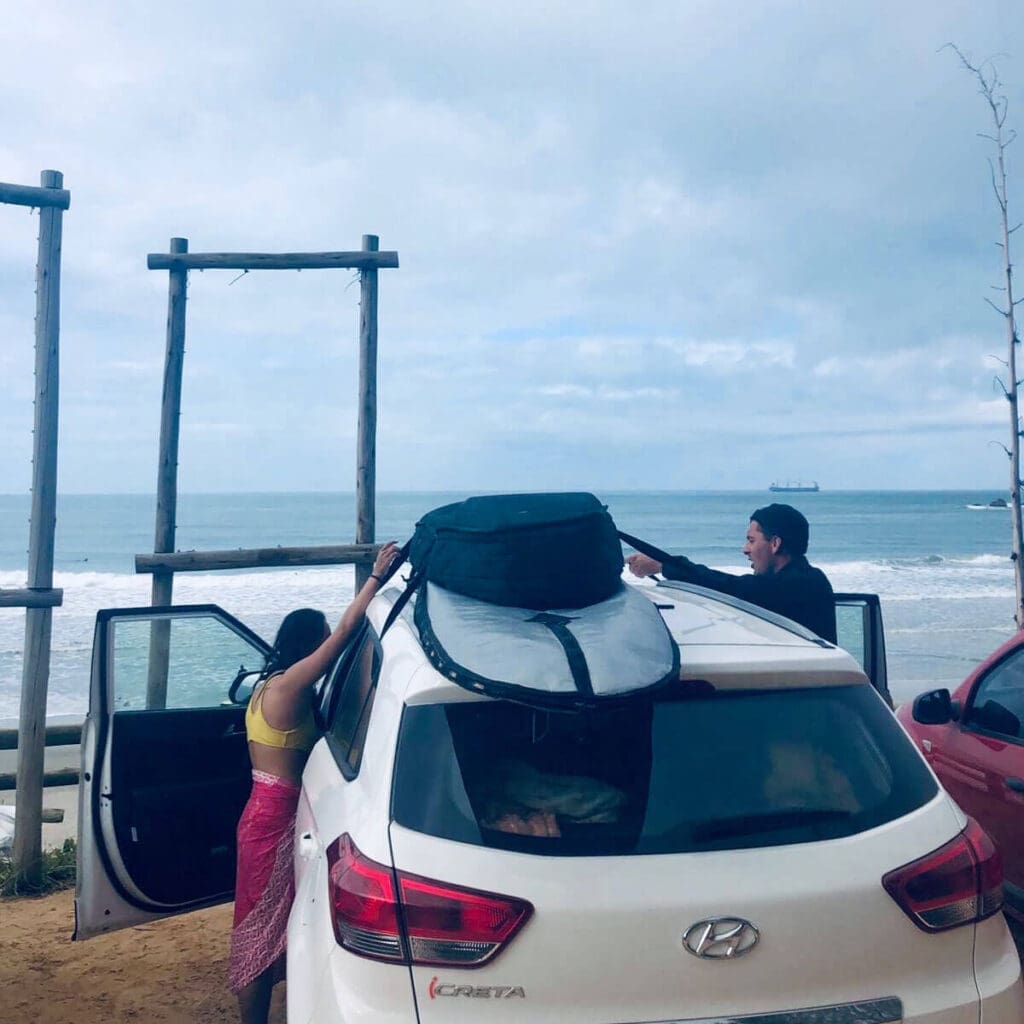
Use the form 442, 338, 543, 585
368, 580, 868, 705
643, 581, 867, 689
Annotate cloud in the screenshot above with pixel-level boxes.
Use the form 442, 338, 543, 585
1, 0, 1022, 492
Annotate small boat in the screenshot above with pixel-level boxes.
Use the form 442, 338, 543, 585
966, 497, 1010, 510
769, 480, 820, 493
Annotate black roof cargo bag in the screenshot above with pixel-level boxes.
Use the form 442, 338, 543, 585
385, 493, 679, 708
409, 492, 623, 610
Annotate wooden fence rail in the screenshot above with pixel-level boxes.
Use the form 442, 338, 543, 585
0, 588, 63, 609
0, 723, 82, 751
146, 251, 398, 271
0, 180, 71, 210
0, 769, 78, 792
135, 543, 380, 574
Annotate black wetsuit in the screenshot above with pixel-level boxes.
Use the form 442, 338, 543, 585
660, 554, 838, 643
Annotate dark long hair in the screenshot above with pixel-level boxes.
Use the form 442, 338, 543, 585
263, 608, 329, 676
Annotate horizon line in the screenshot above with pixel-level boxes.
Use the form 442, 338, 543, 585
0, 486, 1013, 498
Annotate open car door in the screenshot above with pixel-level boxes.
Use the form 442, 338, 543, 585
74, 605, 270, 940
834, 592, 891, 708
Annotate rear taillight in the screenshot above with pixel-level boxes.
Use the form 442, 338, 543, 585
883, 818, 1003, 932
326, 834, 533, 967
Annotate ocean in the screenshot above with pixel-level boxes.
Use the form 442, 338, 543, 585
0, 489, 1018, 720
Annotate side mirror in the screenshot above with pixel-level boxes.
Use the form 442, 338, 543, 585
228, 665, 262, 705
912, 688, 955, 726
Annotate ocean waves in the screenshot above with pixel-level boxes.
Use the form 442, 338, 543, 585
822, 554, 1017, 602
0, 565, 362, 722
0, 552, 1019, 719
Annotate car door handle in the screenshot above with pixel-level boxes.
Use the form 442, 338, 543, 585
1007, 777, 1024, 793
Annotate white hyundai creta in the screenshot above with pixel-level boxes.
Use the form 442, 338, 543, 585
76, 580, 1024, 1023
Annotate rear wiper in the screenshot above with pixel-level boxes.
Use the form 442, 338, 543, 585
692, 807, 853, 841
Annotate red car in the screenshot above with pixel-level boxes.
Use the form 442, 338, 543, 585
897, 634, 1024, 923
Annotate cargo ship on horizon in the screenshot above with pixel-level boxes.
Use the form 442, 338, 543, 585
769, 480, 820, 493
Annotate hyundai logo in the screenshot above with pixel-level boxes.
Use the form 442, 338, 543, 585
683, 917, 760, 959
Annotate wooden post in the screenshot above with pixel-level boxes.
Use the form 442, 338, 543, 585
355, 235, 379, 591
138, 237, 396, 600
147, 237, 188, 709
13, 170, 65, 885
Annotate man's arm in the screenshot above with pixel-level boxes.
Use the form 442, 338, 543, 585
627, 552, 752, 594
660, 555, 757, 597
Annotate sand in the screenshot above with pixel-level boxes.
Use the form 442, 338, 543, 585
0, 891, 285, 1024
0, 889, 1020, 1024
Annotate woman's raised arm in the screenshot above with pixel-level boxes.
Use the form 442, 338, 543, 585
274, 541, 400, 696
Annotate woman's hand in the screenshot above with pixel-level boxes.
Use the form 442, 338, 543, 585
372, 541, 400, 580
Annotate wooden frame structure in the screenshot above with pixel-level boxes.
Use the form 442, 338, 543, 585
140, 235, 398, 707
0, 170, 69, 883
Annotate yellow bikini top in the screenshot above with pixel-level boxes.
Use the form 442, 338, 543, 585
245, 673, 320, 752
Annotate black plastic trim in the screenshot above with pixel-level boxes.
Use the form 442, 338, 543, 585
324, 626, 383, 782
1005, 878, 1024, 912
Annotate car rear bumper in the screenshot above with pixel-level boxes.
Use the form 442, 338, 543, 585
975, 914, 1024, 1023
657, 997, 901, 1023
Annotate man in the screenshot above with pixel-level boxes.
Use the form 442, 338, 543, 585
626, 503, 837, 643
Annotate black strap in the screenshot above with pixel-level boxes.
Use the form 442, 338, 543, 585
527, 612, 594, 696
377, 538, 411, 586
378, 538, 422, 639
618, 530, 674, 564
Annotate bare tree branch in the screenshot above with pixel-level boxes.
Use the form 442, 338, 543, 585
951, 42, 1024, 624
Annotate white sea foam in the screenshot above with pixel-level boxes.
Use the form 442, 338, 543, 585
0, 555, 1018, 718
0, 565, 362, 720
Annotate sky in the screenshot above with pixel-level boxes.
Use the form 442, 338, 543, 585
2, 1, 1023, 494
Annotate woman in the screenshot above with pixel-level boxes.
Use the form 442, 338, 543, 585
229, 542, 399, 1024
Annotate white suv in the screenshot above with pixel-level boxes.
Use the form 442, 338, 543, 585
76, 581, 1024, 1023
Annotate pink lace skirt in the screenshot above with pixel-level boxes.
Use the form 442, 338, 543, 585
228, 770, 301, 993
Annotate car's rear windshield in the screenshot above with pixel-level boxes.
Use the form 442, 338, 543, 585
392, 685, 937, 855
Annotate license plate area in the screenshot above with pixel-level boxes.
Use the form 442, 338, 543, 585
655, 997, 902, 1024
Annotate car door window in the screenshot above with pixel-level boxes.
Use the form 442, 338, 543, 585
834, 594, 891, 707
326, 629, 382, 777
111, 612, 267, 710
967, 651, 1024, 741
836, 604, 868, 671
